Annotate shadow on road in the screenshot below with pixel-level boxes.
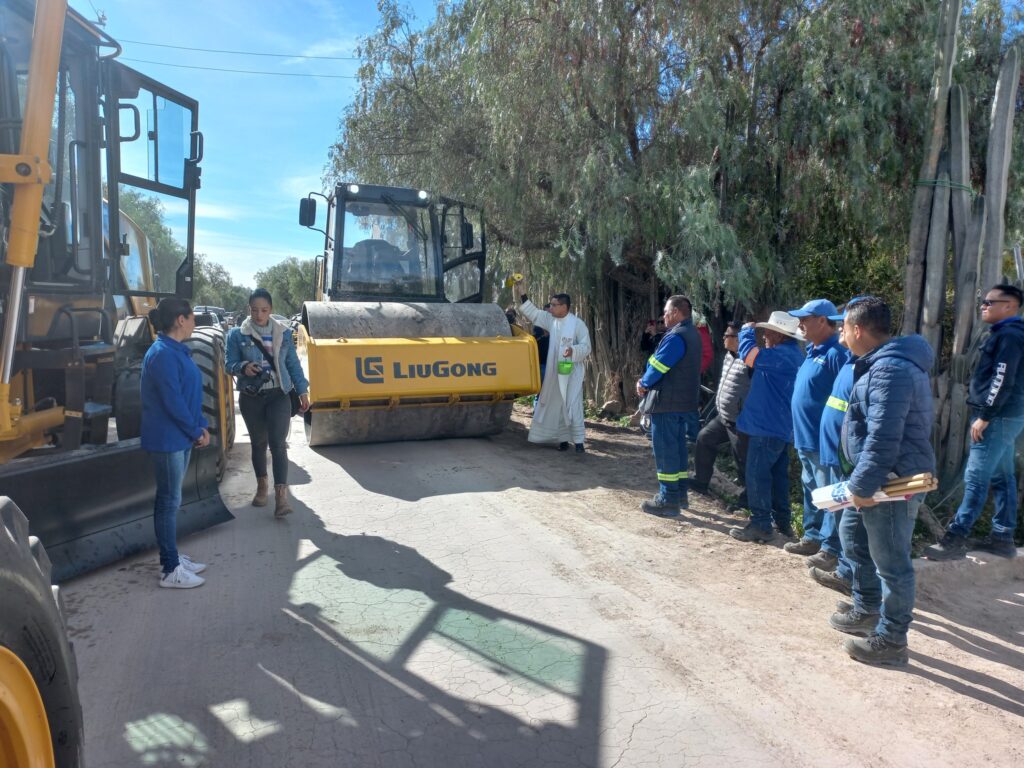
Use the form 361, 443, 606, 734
106, 502, 607, 767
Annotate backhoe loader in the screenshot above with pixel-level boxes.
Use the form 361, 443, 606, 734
0, 2, 232, 764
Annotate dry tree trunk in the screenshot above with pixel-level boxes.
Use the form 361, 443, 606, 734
920, 156, 951, 359
980, 46, 1021, 290
902, 0, 961, 334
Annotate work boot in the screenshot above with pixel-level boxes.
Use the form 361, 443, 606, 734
829, 608, 879, 637
252, 476, 269, 507
678, 485, 690, 510
835, 599, 854, 614
776, 520, 796, 539
274, 484, 293, 518
575, 443, 585, 454
783, 538, 821, 556
972, 535, 1017, 558
558, 442, 570, 451
641, 495, 680, 518
728, 522, 775, 544
806, 550, 839, 572
843, 635, 908, 667
689, 482, 711, 497
923, 531, 968, 561
809, 566, 852, 596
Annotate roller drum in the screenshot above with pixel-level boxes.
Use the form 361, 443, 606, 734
302, 301, 518, 445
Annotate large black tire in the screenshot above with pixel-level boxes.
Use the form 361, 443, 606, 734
113, 363, 143, 439
184, 327, 235, 480
0, 497, 84, 767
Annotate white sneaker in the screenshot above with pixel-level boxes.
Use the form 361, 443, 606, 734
179, 554, 207, 574
159, 564, 205, 589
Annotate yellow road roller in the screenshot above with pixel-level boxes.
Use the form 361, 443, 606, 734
297, 183, 540, 445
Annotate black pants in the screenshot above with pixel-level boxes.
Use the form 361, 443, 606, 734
693, 414, 748, 499
239, 388, 291, 484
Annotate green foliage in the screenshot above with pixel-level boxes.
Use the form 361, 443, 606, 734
330, 0, 1023, 374
253, 257, 317, 316
193, 253, 250, 313
117, 188, 185, 294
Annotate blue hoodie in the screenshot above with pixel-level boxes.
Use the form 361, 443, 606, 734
791, 334, 849, 452
140, 334, 208, 452
737, 326, 804, 441
841, 335, 935, 497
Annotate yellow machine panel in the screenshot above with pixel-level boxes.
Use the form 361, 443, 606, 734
304, 327, 540, 408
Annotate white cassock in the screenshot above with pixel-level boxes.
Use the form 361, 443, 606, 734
518, 299, 592, 444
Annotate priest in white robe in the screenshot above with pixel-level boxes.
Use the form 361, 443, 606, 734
515, 282, 592, 451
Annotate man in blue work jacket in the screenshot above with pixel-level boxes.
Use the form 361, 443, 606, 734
728, 311, 804, 543
784, 299, 851, 558
926, 283, 1024, 560
636, 295, 703, 516
807, 299, 865, 595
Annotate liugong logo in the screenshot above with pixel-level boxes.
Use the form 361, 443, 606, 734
355, 356, 385, 384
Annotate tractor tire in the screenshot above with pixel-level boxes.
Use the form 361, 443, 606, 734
0, 497, 84, 767
113, 363, 143, 439
184, 327, 234, 480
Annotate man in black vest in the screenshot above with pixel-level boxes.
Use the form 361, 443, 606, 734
636, 295, 703, 516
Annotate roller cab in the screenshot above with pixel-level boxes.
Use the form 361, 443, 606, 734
299, 184, 540, 445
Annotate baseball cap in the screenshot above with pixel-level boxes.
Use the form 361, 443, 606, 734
788, 299, 839, 318
828, 296, 872, 322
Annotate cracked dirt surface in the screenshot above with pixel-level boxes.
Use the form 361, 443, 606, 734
64, 406, 1023, 767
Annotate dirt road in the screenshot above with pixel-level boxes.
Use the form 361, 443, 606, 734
65, 407, 1024, 767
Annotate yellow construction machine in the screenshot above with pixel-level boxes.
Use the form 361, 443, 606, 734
1, 2, 231, 764
298, 183, 539, 445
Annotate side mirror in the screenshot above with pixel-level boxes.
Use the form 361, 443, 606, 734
461, 222, 474, 249
299, 197, 317, 227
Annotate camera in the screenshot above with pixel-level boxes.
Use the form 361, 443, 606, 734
241, 368, 272, 396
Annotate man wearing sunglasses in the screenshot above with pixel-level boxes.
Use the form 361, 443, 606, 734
926, 283, 1024, 560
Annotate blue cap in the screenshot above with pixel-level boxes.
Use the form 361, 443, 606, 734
828, 295, 871, 322
788, 299, 838, 318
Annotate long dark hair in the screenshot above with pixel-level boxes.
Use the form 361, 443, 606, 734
148, 298, 192, 333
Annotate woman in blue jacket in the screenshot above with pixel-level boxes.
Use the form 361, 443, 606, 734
225, 288, 310, 518
141, 298, 210, 589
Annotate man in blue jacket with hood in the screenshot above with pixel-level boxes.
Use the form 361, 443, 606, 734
925, 283, 1024, 560
829, 297, 935, 667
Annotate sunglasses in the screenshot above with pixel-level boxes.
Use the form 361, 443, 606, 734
723, 333, 738, 338
979, 299, 1011, 307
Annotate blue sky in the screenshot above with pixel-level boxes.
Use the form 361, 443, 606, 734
69, 0, 435, 287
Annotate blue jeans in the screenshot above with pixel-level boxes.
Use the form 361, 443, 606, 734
650, 411, 700, 504
828, 468, 855, 582
797, 450, 838, 550
746, 435, 791, 531
949, 415, 1024, 540
150, 448, 191, 574
839, 495, 921, 646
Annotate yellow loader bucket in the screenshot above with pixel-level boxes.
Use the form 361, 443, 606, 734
300, 302, 540, 445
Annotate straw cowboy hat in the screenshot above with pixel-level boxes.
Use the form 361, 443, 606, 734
755, 311, 804, 340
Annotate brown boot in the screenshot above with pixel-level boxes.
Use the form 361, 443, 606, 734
274, 484, 293, 518
252, 476, 269, 507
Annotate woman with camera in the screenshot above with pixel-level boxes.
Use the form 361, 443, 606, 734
226, 288, 310, 518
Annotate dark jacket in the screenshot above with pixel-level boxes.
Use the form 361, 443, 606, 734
640, 318, 702, 413
736, 327, 803, 441
968, 316, 1024, 420
141, 334, 207, 452
841, 335, 935, 497
715, 351, 751, 424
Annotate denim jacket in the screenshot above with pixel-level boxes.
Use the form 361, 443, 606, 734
225, 317, 309, 395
